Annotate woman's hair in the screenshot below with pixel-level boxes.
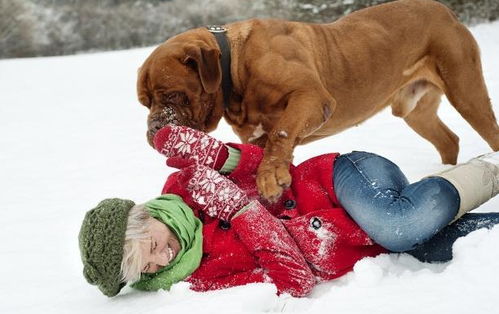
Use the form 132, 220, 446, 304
120, 203, 152, 283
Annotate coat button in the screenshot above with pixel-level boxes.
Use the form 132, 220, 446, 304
311, 217, 322, 230
219, 220, 231, 230
284, 199, 296, 210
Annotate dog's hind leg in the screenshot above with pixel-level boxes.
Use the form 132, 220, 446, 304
401, 86, 460, 164
433, 25, 499, 152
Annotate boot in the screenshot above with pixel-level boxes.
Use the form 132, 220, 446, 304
434, 151, 499, 222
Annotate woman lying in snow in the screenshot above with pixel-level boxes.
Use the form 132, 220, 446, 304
79, 125, 499, 297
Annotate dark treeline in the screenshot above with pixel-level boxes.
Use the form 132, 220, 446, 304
1, 0, 498, 59
292, 0, 499, 24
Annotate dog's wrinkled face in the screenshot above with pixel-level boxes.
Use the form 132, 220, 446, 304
137, 32, 225, 147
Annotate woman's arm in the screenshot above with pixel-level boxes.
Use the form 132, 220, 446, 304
162, 165, 315, 296
231, 201, 316, 297
153, 125, 230, 170
153, 125, 265, 176
162, 158, 315, 296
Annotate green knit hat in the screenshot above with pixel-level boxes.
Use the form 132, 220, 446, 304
78, 198, 135, 297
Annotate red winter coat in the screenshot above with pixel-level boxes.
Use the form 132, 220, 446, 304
161, 143, 386, 297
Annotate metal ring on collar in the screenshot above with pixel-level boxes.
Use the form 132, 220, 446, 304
206, 25, 227, 33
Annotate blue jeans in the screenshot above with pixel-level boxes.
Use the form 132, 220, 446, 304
333, 151, 499, 261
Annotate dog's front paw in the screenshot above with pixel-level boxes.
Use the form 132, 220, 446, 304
257, 159, 292, 202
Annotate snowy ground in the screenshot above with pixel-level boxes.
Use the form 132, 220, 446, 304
1, 22, 499, 314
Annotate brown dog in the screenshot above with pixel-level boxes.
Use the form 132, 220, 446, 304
137, 0, 499, 201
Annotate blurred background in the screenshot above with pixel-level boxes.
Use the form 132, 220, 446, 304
1, 0, 498, 59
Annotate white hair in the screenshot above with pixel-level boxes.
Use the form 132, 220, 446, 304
120, 203, 152, 283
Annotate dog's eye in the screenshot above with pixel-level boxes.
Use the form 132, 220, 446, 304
184, 58, 197, 71
161, 92, 189, 106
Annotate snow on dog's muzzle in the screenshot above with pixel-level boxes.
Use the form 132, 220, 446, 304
146, 106, 180, 146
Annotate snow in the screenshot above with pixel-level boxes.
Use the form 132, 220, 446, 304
1, 21, 499, 314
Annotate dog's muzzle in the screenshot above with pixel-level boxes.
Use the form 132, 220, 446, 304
146, 106, 180, 146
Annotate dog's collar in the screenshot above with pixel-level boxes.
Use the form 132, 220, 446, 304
207, 25, 232, 110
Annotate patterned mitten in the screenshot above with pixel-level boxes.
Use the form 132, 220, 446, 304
185, 164, 250, 221
153, 125, 229, 170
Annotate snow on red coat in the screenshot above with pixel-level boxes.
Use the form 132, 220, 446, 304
161, 142, 386, 297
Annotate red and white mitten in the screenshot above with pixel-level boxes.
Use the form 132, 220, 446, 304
153, 125, 229, 170
186, 164, 250, 221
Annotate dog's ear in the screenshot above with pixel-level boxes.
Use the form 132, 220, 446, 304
183, 45, 221, 94
137, 66, 151, 108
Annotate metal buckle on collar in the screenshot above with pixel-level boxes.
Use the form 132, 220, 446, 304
206, 25, 227, 33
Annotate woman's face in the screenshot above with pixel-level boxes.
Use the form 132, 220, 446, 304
140, 217, 181, 274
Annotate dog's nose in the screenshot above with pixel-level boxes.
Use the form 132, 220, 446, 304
148, 119, 164, 134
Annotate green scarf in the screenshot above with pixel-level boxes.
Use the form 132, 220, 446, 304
131, 194, 203, 291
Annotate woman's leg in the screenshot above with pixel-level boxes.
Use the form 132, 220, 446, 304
432, 152, 499, 221
333, 151, 460, 252
406, 213, 499, 262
